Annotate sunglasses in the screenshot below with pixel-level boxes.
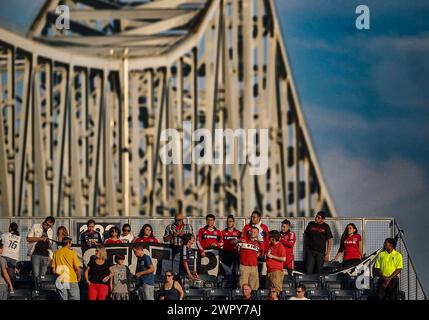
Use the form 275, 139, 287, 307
296, 290, 304, 293
165, 274, 173, 277
270, 291, 277, 293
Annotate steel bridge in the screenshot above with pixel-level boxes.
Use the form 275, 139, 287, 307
0, 0, 336, 218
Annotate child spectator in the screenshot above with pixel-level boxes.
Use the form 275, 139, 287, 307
110, 254, 132, 300
280, 219, 296, 274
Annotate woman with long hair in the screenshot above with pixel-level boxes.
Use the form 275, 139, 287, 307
0, 222, 21, 278
104, 226, 122, 244
134, 224, 158, 243
158, 271, 184, 300
333, 223, 363, 269
85, 246, 113, 300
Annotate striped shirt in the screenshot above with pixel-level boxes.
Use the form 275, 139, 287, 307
163, 223, 194, 246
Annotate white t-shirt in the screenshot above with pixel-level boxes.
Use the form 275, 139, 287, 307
1, 232, 21, 261
119, 233, 134, 243
288, 297, 310, 300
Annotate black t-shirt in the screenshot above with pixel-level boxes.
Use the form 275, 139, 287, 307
180, 246, 196, 275
80, 231, 103, 246
87, 256, 112, 284
304, 221, 333, 253
33, 230, 49, 256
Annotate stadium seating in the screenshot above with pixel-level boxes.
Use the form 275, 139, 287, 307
12, 274, 35, 290
321, 274, 344, 290
358, 289, 377, 300
306, 289, 331, 300
16, 261, 32, 275
36, 274, 57, 291
295, 274, 321, 289
330, 289, 356, 300
184, 289, 206, 300
206, 289, 231, 300
231, 289, 243, 300
32, 289, 59, 300
256, 289, 270, 300
8, 289, 32, 300
280, 289, 296, 300
198, 274, 218, 288
282, 275, 294, 289
219, 275, 239, 289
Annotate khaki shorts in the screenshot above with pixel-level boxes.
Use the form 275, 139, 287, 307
239, 265, 259, 290
266, 270, 284, 293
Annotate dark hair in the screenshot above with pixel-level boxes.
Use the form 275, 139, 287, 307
133, 243, 145, 251
206, 214, 216, 220
115, 254, 126, 263
385, 238, 395, 248
251, 226, 259, 232
251, 210, 261, 217
45, 216, 56, 224
122, 224, 131, 231
281, 219, 291, 226
296, 284, 306, 292
62, 237, 73, 246
181, 233, 194, 246
269, 230, 281, 241
87, 219, 96, 226
339, 223, 358, 252
138, 224, 154, 238
9, 222, 20, 236
316, 211, 327, 219
227, 215, 235, 221
109, 226, 120, 236
0, 242, 3, 249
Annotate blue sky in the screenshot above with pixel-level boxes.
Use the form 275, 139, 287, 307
275, 0, 429, 292
1, 0, 427, 294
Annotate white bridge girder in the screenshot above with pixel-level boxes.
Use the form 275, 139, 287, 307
0, 0, 336, 218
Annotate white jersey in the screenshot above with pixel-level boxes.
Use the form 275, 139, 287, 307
1, 232, 21, 261
119, 233, 135, 243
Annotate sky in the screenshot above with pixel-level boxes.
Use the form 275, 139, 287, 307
274, 0, 429, 292
0, 0, 427, 294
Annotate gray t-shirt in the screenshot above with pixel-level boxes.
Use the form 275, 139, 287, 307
0, 257, 7, 285
112, 264, 131, 294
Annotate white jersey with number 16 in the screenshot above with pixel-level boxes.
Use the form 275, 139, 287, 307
1, 232, 21, 261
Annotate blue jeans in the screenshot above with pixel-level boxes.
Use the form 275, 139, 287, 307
57, 282, 80, 300
138, 284, 154, 300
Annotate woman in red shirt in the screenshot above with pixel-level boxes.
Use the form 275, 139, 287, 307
333, 223, 363, 269
134, 224, 159, 243
104, 226, 122, 244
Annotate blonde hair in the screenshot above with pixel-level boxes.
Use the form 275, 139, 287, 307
96, 245, 108, 261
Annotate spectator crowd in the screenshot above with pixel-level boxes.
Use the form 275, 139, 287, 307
0, 210, 403, 301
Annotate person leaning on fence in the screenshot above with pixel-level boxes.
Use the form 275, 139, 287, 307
221, 215, 241, 274
85, 245, 113, 300
27, 216, 56, 280
119, 224, 135, 243
197, 214, 223, 258
52, 237, 81, 300
163, 213, 194, 247
375, 238, 403, 300
80, 219, 103, 247
134, 224, 159, 243
1, 222, 21, 278
304, 211, 333, 274
0, 242, 14, 300
104, 226, 122, 244
179, 233, 199, 283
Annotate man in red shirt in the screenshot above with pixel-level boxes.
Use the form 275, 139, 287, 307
197, 214, 223, 258
266, 230, 286, 293
242, 210, 270, 255
221, 215, 242, 274
280, 219, 296, 274
237, 227, 261, 290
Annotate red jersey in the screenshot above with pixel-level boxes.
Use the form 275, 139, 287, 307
238, 239, 261, 267
104, 238, 122, 244
133, 237, 159, 244
222, 228, 242, 252
197, 226, 223, 253
266, 242, 287, 273
343, 234, 362, 261
242, 223, 270, 255
280, 231, 296, 270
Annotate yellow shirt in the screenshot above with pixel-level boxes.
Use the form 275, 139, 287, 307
52, 247, 81, 283
375, 249, 403, 277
